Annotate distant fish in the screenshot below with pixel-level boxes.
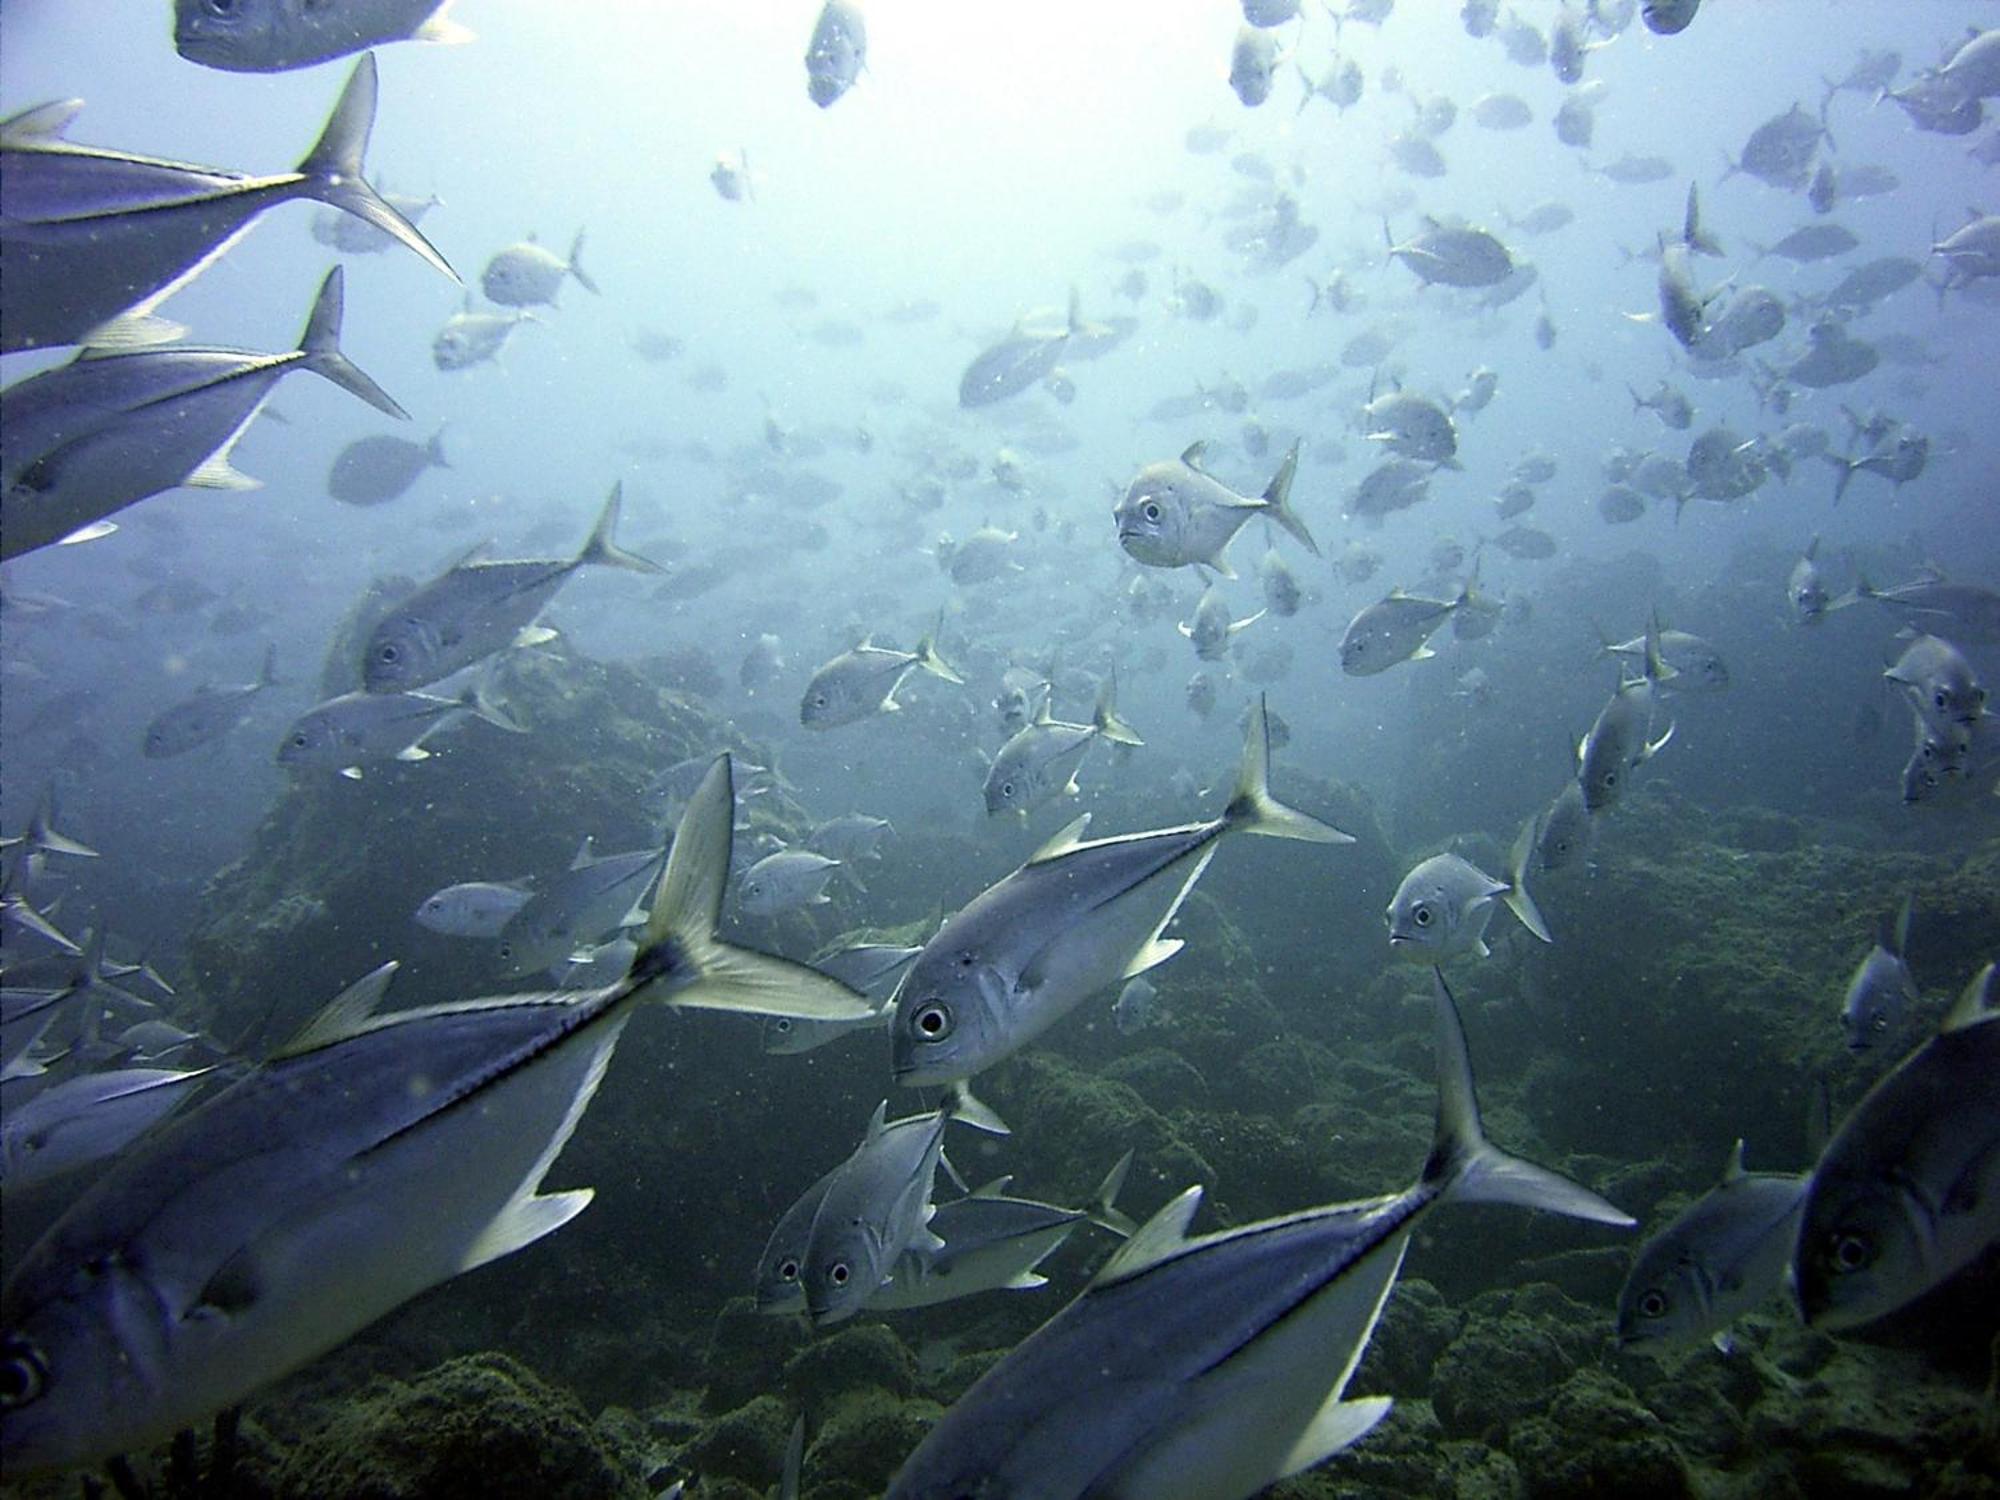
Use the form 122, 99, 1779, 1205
1642, 0, 1700, 35
985, 674, 1143, 816
1576, 623, 1674, 811
805, 0, 867, 108
328, 425, 449, 506
175, 0, 473, 72
1386, 818, 1548, 959
1228, 26, 1282, 107
1180, 584, 1264, 661
497, 840, 665, 977
413, 881, 535, 939
1534, 783, 1593, 873
959, 292, 1088, 408
1115, 440, 1315, 574
1840, 897, 1918, 1052
1113, 976, 1159, 1034
481, 231, 596, 308
1386, 219, 1514, 287
0, 54, 453, 356
143, 646, 282, 760
801, 620, 964, 729
279, 679, 522, 775
432, 301, 537, 371
362, 483, 660, 692
1339, 588, 1460, 675
738, 848, 844, 918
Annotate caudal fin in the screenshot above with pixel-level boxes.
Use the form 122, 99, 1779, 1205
575, 482, 664, 573
914, 612, 965, 684
298, 267, 409, 420
1261, 441, 1319, 556
1503, 815, 1552, 943
299, 54, 457, 283
566, 229, 599, 295
627, 755, 874, 1021
1425, 969, 1634, 1226
1223, 696, 1354, 844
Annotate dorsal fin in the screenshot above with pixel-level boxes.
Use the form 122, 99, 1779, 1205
862, 1098, 890, 1141
569, 835, 597, 870
1180, 440, 1209, 469
275, 961, 400, 1057
969, 1175, 1016, 1199
1092, 1185, 1203, 1286
0, 99, 84, 145
1721, 1138, 1747, 1183
1029, 813, 1092, 864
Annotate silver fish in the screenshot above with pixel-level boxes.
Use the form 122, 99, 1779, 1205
802, 1094, 997, 1326
1787, 536, 1842, 625
1642, 0, 1700, 34
498, 840, 666, 977
1, 1067, 218, 1191
1229, 27, 1280, 107
806, 815, 895, 863
413, 881, 535, 939
0, 756, 868, 1476
1824, 429, 1928, 503
142, 646, 281, 760
959, 292, 1085, 408
1854, 570, 2000, 645
3, 267, 407, 561
1259, 547, 1303, 616
1629, 381, 1694, 430
311, 185, 441, 256
362, 483, 660, 692
1362, 390, 1460, 468
1840, 898, 1917, 1052
0, 54, 452, 356
800, 623, 964, 729
1598, 627, 1729, 691
738, 848, 843, 917
890, 700, 1350, 1100
1884, 632, 1986, 732
1387, 219, 1514, 288
986, 674, 1143, 816
1535, 782, 1594, 874
1386, 819, 1549, 959
1338, 589, 1460, 676
432, 303, 536, 371
1793, 964, 1999, 1330
1576, 626, 1675, 811
175, 0, 473, 72
328, 425, 449, 507
869, 1154, 1138, 1311
1113, 975, 1159, 1034
884, 970, 1632, 1500
1115, 441, 1316, 574
1180, 585, 1265, 662
1616, 1140, 1807, 1353
806, 0, 867, 108
278, 680, 521, 775
480, 231, 596, 308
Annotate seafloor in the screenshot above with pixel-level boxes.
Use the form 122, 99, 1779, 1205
5, 653, 1995, 1500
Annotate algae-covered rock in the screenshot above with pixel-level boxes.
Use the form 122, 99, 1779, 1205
806, 1389, 943, 1500
784, 1322, 918, 1418
1429, 1283, 1603, 1441
1101, 1044, 1210, 1111
702, 1298, 809, 1414
1351, 1276, 1464, 1399
273, 1352, 646, 1500
674, 1392, 793, 1489
1506, 1366, 1693, 1499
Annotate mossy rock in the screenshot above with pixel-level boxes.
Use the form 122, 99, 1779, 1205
674, 1392, 793, 1489
1506, 1367, 1693, 1499
1429, 1284, 1603, 1442
272, 1352, 646, 1500
784, 1323, 918, 1417
1101, 1045, 1210, 1112
806, 1389, 942, 1499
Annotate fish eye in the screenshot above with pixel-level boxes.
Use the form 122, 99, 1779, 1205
377, 644, 400, 663
291, 733, 309, 748
1000, 781, 1014, 799
497, 943, 513, 960
777, 1258, 799, 1282
1831, 1232, 1872, 1273
829, 1262, 851, 1286
1412, 904, 1432, 927
0, 1342, 48, 1408
1143, 502, 1162, 523
1934, 690, 1948, 710
1638, 1290, 1668, 1320
1603, 770, 1618, 787
772, 1018, 793, 1034
811, 693, 827, 708
912, 1000, 953, 1040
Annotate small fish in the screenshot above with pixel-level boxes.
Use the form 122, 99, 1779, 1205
0, 55, 453, 357
278, 679, 522, 774
801, 621, 964, 729
1185, 671, 1218, 719
413, 881, 535, 939
710, 148, 752, 203
363, 483, 660, 692
1362, 390, 1460, 468
869, 1153, 1138, 1311
1116, 441, 1316, 574
1576, 623, 1675, 811
807, 815, 895, 864
496, 840, 666, 978
1853, 569, 2000, 644
1535, 783, 1594, 873
1113, 976, 1159, 1034
1884, 633, 1986, 733
1597, 626, 1729, 691
143, 646, 282, 760
884, 970, 1632, 1500
1642, 0, 1700, 35
1793, 965, 1999, 1330
432, 302, 536, 371
891, 700, 1349, 1099
1616, 1140, 1807, 1353
175, 0, 473, 72
1, 1066, 219, 1191
739, 848, 844, 918
985, 674, 1143, 816
802, 1095, 994, 1327
481, 231, 596, 309
805, 0, 867, 108
1841, 898, 1918, 1052
1386, 219, 1515, 288
959, 291, 1086, 408
1387, 818, 1549, 959
1259, 547, 1303, 616
1179, 585, 1265, 662
1338, 588, 1461, 676
1629, 381, 1694, 430
1787, 537, 1843, 624
328, 425, 449, 507
1228, 27, 1281, 108
0, 757, 868, 1476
